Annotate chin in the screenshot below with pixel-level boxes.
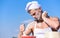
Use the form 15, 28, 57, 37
35, 19, 40, 21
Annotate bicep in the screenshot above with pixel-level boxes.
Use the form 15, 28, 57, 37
53, 17, 60, 29
24, 25, 32, 35
49, 17, 60, 29
53, 17, 59, 21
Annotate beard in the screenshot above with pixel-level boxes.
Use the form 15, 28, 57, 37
35, 16, 42, 21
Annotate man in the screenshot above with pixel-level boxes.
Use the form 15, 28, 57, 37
18, 1, 60, 38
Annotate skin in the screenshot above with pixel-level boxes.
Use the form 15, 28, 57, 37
18, 7, 60, 38
18, 24, 25, 38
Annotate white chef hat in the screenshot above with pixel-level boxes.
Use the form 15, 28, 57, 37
25, 1, 41, 11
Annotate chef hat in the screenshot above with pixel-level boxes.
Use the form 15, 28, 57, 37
25, 1, 41, 11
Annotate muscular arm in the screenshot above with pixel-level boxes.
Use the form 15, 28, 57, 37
42, 11, 60, 30
24, 24, 33, 35
43, 17, 60, 30
18, 23, 33, 38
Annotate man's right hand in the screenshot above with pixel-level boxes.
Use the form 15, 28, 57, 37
20, 24, 25, 32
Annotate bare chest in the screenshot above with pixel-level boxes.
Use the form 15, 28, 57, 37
36, 22, 49, 29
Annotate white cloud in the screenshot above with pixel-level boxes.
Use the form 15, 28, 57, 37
22, 19, 33, 24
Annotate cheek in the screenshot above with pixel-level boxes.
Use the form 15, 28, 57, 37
36, 12, 42, 16
32, 15, 36, 18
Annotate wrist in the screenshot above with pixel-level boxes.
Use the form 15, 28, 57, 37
42, 16, 49, 20
20, 30, 24, 33
20, 31, 23, 35
42, 16, 46, 20
43, 17, 49, 22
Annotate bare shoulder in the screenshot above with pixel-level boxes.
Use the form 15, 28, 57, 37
50, 16, 59, 21
24, 21, 36, 35
26, 21, 36, 29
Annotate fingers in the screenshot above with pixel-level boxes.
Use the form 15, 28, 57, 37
43, 11, 48, 15
42, 11, 48, 18
20, 24, 25, 32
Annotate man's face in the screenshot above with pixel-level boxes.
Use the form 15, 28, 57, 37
28, 8, 42, 20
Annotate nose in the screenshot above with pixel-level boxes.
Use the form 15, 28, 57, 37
32, 13, 35, 16
31, 12, 37, 18
31, 12, 36, 16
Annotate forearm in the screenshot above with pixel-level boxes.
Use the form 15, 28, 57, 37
18, 32, 23, 38
43, 17, 59, 29
18, 30, 31, 38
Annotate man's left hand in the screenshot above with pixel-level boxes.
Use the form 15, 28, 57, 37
42, 11, 48, 19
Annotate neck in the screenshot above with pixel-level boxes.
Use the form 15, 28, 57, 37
35, 19, 43, 23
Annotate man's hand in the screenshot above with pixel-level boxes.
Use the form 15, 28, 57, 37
18, 24, 25, 38
42, 11, 48, 19
20, 24, 25, 32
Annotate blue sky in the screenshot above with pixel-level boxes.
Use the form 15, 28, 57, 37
0, 0, 60, 38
